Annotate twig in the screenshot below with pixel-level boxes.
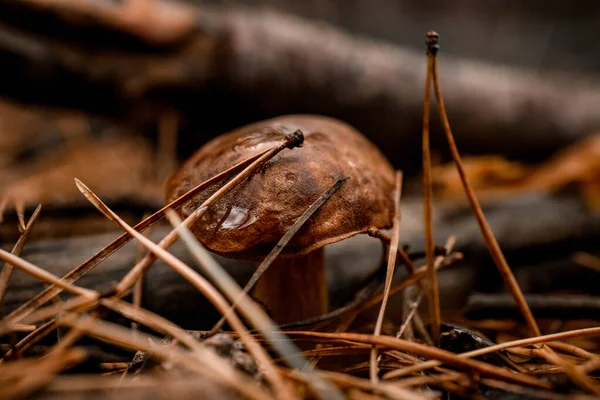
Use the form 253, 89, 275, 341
396, 290, 424, 339
15, 200, 26, 233
422, 31, 440, 346
399, 288, 416, 341
548, 342, 598, 362
209, 175, 350, 335
7, 324, 36, 332
165, 208, 347, 400
3, 148, 268, 327
370, 171, 402, 383
76, 180, 300, 400
0, 204, 42, 309
0, 250, 95, 300
114, 130, 304, 297
429, 31, 541, 337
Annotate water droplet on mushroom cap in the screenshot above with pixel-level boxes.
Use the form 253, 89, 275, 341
165, 114, 396, 261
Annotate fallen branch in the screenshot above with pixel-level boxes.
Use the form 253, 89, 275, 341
1, 0, 600, 171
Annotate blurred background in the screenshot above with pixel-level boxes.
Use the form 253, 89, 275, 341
1, 0, 600, 327
201, 0, 600, 72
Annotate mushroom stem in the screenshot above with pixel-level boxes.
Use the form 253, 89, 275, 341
253, 248, 327, 324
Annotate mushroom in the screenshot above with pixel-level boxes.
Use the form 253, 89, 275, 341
165, 115, 396, 323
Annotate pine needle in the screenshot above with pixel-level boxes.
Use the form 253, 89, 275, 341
370, 171, 403, 382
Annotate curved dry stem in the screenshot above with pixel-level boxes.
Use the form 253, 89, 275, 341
430, 32, 541, 337
370, 171, 402, 382
0, 204, 42, 306
421, 32, 440, 346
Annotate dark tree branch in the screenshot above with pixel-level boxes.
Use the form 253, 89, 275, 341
1, 0, 600, 172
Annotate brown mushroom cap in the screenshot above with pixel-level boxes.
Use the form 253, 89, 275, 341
165, 115, 396, 260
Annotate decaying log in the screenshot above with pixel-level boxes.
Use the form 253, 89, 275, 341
2, 192, 599, 329
0, 223, 385, 329
2, 0, 600, 172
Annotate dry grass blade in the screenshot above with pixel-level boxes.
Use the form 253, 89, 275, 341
56, 313, 271, 400
0, 204, 42, 307
75, 179, 298, 400
429, 31, 541, 337
15, 200, 26, 233
548, 341, 598, 361
166, 209, 347, 400
422, 31, 441, 345
284, 331, 550, 389
3, 149, 269, 325
370, 171, 402, 383
0, 249, 95, 302
396, 290, 423, 339
210, 176, 350, 334
132, 215, 152, 331
115, 132, 304, 296
383, 326, 600, 380
9, 324, 36, 332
